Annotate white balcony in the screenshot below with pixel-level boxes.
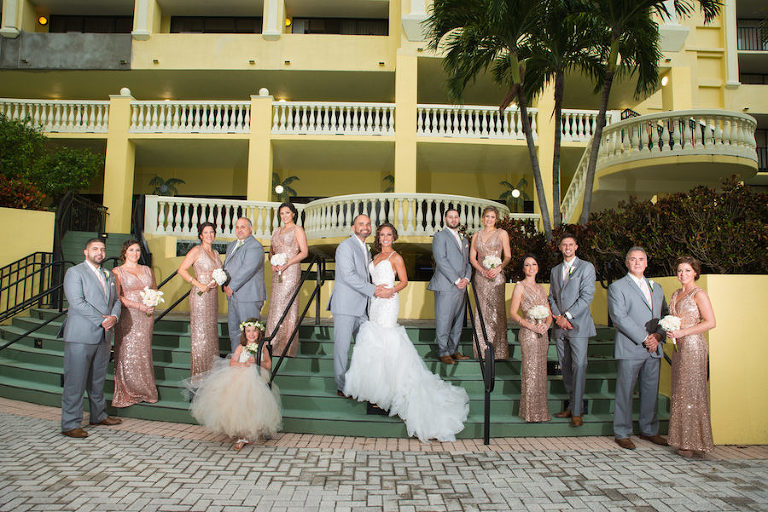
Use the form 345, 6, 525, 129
130, 101, 251, 134
416, 104, 536, 140
0, 99, 109, 133
271, 101, 395, 136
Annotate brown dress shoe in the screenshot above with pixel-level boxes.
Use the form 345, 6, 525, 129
452, 352, 470, 361
439, 355, 456, 365
554, 409, 572, 419
639, 434, 668, 446
62, 427, 88, 438
615, 437, 636, 450
570, 415, 583, 427
90, 416, 122, 426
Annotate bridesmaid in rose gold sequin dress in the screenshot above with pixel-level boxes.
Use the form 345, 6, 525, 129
666, 257, 717, 456
266, 203, 308, 358
112, 241, 158, 407
470, 206, 511, 360
178, 223, 223, 377
509, 254, 552, 422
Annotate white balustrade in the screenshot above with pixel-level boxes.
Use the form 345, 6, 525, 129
560, 109, 620, 142
144, 195, 304, 238
416, 104, 537, 140
560, 109, 758, 222
0, 98, 109, 133
131, 101, 251, 133
272, 102, 395, 135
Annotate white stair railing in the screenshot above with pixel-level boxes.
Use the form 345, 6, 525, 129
271, 101, 395, 135
560, 110, 620, 142
131, 101, 251, 133
416, 104, 536, 140
0, 98, 109, 133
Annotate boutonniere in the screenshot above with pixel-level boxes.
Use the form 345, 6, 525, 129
648, 279, 655, 292
568, 266, 576, 277
366, 243, 371, 253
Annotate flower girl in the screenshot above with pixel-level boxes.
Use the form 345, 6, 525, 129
188, 319, 282, 451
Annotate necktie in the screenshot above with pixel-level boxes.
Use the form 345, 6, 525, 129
640, 280, 652, 306
562, 264, 570, 285
233, 239, 243, 253
97, 268, 107, 296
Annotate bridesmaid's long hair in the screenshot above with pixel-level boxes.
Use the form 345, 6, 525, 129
119, 239, 140, 264
372, 222, 398, 254
521, 253, 540, 282
279, 202, 298, 224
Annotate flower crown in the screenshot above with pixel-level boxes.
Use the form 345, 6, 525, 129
239, 320, 266, 332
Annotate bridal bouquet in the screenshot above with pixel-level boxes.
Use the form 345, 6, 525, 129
197, 268, 228, 295
139, 287, 164, 316
527, 305, 549, 324
271, 253, 288, 282
246, 342, 260, 356
659, 314, 681, 351
482, 255, 502, 269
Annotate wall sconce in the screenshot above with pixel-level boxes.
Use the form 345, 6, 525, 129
285, 18, 292, 27
661, 75, 669, 87
284, 60, 290, 65
37, 16, 49, 26
274, 185, 284, 195
511, 189, 521, 199
378, 61, 385, 66
153, 59, 159, 64
249, 59, 255, 64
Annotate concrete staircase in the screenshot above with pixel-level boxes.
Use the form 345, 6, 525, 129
0, 308, 669, 438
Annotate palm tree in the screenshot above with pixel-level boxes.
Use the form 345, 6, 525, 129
383, 174, 394, 192
272, 172, 299, 203
576, 0, 721, 224
498, 177, 531, 212
148, 175, 185, 196
524, 0, 604, 226
425, 0, 554, 240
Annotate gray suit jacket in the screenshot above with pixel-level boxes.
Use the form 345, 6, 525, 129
548, 256, 597, 338
61, 262, 121, 344
427, 228, 471, 292
608, 274, 668, 360
328, 235, 375, 317
223, 236, 266, 302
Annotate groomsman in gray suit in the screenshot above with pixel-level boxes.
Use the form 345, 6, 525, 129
608, 246, 669, 450
328, 214, 392, 395
60, 238, 123, 438
428, 208, 472, 365
223, 217, 266, 352
549, 233, 596, 427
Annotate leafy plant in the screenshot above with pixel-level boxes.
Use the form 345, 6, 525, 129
32, 148, 103, 202
149, 175, 186, 196
272, 172, 299, 202
0, 174, 46, 210
499, 177, 531, 213
0, 114, 47, 181
383, 174, 394, 193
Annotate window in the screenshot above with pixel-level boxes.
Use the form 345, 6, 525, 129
291, 18, 388, 36
49, 15, 133, 34
170, 17, 262, 34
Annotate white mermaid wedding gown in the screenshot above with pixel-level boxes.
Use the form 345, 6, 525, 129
343, 254, 470, 442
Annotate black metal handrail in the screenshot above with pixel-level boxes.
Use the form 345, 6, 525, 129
465, 283, 495, 445
256, 256, 325, 385
0, 253, 69, 324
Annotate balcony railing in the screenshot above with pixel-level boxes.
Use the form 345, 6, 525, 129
144, 194, 538, 240
561, 110, 621, 142
0, 99, 109, 133
271, 101, 395, 135
737, 24, 768, 51
130, 101, 251, 133
416, 104, 536, 140
560, 109, 758, 222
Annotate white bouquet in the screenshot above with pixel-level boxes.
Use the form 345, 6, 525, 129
482, 255, 502, 269
659, 314, 682, 351
212, 268, 228, 286
271, 253, 288, 282
246, 342, 260, 356
139, 286, 164, 317
527, 305, 549, 324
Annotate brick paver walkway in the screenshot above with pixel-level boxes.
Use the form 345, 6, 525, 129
1, 398, 766, 511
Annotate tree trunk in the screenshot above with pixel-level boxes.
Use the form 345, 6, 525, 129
578, 69, 614, 224
552, 70, 564, 227
517, 89, 553, 241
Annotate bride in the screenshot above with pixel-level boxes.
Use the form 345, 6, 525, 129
344, 222, 470, 442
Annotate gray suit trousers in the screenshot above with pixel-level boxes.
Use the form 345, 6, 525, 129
227, 296, 263, 352
555, 334, 588, 416
333, 313, 366, 391
434, 289, 465, 357
613, 358, 660, 439
61, 338, 110, 431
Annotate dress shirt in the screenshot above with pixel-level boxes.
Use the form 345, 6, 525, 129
628, 273, 652, 306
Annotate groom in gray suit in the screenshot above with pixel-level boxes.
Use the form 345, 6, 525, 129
428, 208, 472, 365
223, 217, 266, 352
60, 238, 123, 438
608, 246, 669, 450
549, 233, 596, 427
328, 214, 392, 395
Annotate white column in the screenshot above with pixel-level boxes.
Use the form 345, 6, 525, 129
0, 0, 20, 38
724, 0, 740, 89
658, 0, 690, 52
263, 0, 285, 40
132, 0, 150, 40
401, 0, 428, 41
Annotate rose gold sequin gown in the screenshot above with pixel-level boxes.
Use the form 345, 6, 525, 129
517, 281, 551, 422
667, 287, 715, 453
112, 265, 158, 407
189, 249, 222, 377
472, 229, 509, 360
266, 227, 301, 357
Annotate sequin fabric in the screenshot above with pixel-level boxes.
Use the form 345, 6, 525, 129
112, 265, 158, 407
472, 229, 508, 360
189, 249, 222, 377
517, 281, 551, 422
667, 287, 715, 453
266, 227, 301, 357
